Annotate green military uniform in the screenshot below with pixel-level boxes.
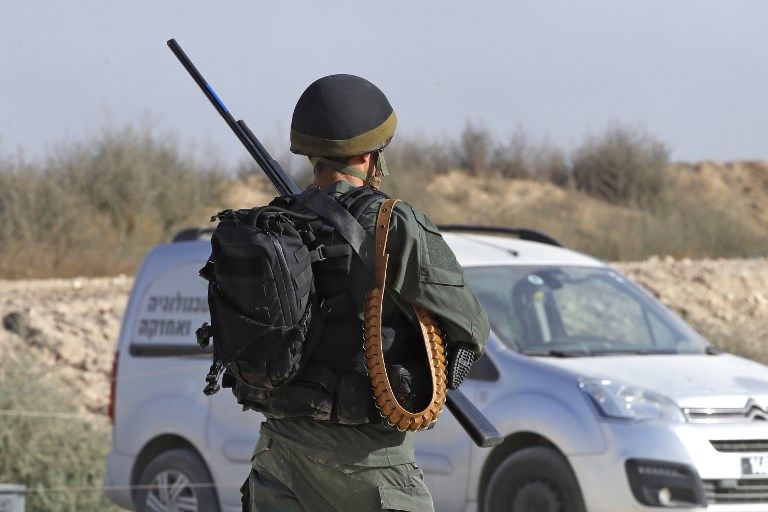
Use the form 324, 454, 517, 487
248, 181, 489, 511
242, 73, 489, 511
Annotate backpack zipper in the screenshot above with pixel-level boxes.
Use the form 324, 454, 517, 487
267, 231, 297, 325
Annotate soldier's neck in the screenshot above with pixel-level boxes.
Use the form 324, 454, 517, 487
313, 170, 365, 188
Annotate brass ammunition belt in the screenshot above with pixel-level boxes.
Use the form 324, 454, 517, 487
363, 199, 447, 431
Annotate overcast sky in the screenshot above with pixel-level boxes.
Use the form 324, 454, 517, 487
2, 0, 767, 166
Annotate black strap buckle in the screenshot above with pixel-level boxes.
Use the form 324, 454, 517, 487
310, 245, 327, 263
196, 322, 212, 348
203, 360, 224, 396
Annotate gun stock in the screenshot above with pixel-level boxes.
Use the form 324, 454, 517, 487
446, 389, 503, 448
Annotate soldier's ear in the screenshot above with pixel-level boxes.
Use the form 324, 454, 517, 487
347, 153, 372, 167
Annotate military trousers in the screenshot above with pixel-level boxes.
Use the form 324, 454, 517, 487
246, 433, 435, 512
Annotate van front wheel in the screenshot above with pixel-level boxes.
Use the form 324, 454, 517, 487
135, 448, 220, 512
483, 446, 585, 512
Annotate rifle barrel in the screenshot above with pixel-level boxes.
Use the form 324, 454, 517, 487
237, 121, 300, 195
167, 38, 299, 197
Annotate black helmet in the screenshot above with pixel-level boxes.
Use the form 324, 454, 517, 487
290, 74, 397, 158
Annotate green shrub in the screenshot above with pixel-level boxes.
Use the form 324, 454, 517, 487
0, 124, 229, 278
0, 352, 120, 512
572, 124, 669, 208
456, 121, 494, 176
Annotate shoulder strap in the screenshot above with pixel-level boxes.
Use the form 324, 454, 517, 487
301, 186, 414, 320
337, 186, 372, 209
300, 187, 375, 270
349, 190, 387, 220
335, 187, 389, 221
372, 199, 399, 288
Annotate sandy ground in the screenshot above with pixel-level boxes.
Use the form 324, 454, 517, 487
1, 258, 767, 414
618, 257, 768, 362
0, 276, 132, 413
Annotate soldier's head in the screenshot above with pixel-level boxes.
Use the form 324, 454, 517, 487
290, 74, 396, 189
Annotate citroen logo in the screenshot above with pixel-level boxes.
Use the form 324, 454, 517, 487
744, 399, 768, 421
684, 398, 768, 423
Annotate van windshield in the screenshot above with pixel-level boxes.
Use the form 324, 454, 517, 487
465, 266, 710, 356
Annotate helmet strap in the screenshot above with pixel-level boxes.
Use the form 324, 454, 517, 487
368, 151, 389, 190
310, 151, 389, 189
310, 157, 369, 181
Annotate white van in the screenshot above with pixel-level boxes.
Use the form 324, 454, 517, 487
104, 227, 768, 512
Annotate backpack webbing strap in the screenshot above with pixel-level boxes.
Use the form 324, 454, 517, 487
301, 187, 375, 270
348, 191, 386, 220
301, 186, 416, 322
337, 186, 373, 209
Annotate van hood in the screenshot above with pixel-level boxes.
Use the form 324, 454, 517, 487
538, 353, 768, 409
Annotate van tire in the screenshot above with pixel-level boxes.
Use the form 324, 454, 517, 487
134, 448, 220, 512
483, 446, 585, 512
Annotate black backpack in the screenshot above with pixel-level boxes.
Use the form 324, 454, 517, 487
195, 187, 381, 396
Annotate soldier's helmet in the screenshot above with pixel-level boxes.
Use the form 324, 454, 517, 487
290, 74, 397, 158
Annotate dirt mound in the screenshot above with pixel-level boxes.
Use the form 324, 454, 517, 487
616, 257, 768, 362
221, 174, 275, 210
382, 162, 768, 261
673, 161, 768, 226
2, 257, 767, 415
422, 170, 642, 229
0, 276, 131, 414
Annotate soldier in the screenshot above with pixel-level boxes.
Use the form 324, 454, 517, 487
245, 74, 490, 512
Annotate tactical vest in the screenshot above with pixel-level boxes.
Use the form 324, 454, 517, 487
227, 186, 424, 425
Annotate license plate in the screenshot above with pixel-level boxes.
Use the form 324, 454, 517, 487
742, 456, 768, 476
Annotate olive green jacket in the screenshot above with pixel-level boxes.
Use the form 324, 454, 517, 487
335, 181, 490, 357
262, 181, 489, 466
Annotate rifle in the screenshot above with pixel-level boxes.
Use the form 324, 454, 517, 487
167, 38, 503, 448
167, 39, 298, 196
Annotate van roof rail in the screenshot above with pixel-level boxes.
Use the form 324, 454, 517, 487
172, 227, 215, 242
172, 225, 563, 248
437, 225, 563, 247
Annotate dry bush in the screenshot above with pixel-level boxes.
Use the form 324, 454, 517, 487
491, 129, 569, 184
382, 125, 569, 202
385, 136, 453, 179
443, 123, 569, 182
407, 171, 767, 261
0, 125, 230, 278
456, 122, 494, 176
381, 136, 454, 200
1, 121, 765, 277
379, 125, 765, 261
572, 124, 669, 209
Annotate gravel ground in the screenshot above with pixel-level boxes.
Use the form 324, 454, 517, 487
1, 258, 767, 415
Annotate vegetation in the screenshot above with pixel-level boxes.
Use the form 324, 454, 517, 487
0, 355, 120, 512
0, 120, 766, 278
0, 124, 228, 278
571, 124, 668, 208
0, 122, 765, 511
381, 122, 768, 261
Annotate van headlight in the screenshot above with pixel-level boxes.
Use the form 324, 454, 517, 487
579, 378, 685, 423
